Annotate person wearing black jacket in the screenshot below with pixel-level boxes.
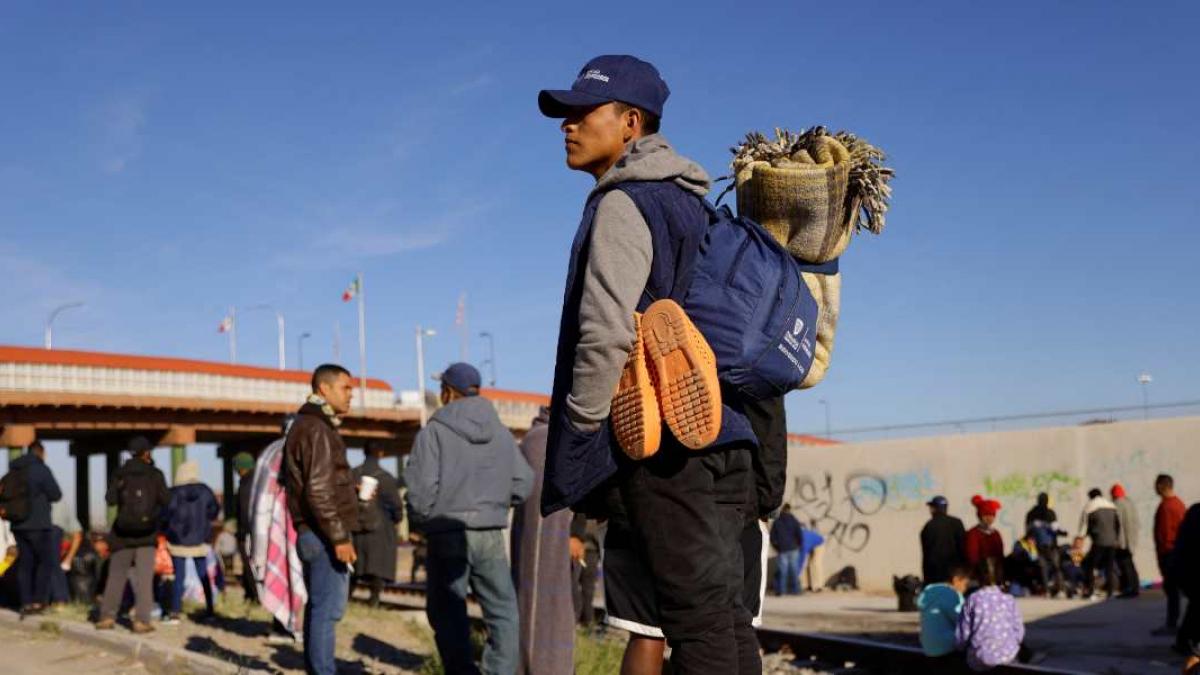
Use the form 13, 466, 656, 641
920, 496, 966, 585
96, 437, 170, 633
1171, 503, 1200, 665
9, 440, 63, 615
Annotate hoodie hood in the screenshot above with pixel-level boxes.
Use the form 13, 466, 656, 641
1084, 495, 1117, 514
592, 133, 710, 198
9, 453, 38, 470
430, 396, 501, 444
174, 460, 200, 486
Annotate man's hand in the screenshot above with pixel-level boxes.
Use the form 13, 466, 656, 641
569, 537, 585, 563
335, 542, 357, 565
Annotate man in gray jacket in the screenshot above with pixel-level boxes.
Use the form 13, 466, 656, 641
1079, 487, 1122, 599
1110, 483, 1141, 597
407, 362, 533, 675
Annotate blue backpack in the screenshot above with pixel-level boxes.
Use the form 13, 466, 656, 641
620, 183, 831, 400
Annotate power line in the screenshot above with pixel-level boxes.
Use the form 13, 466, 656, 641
808, 399, 1200, 437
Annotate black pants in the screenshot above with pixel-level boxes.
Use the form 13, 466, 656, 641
1114, 548, 1139, 594
1180, 586, 1200, 656
14, 528, 56, 608
1036, 545, 1064, 594
572, 548, 599, 626
619, 440, 758, 675
1162, 556, 1182, 628
239, 544, 258, 603
1084, 545, 1117, 597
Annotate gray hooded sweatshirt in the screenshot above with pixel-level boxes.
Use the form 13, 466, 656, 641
406, 395, 534, 533
567, 133, 711, 430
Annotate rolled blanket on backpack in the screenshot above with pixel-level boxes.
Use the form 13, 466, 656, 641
734, 135, 856, 264
800, 271, 839, 389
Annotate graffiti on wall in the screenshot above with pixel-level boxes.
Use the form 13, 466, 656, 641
790, 471, 886, 553
884, 467, 941, 510
982, 470, 1080, 503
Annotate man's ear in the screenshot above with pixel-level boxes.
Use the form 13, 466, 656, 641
622, 107, 642, 142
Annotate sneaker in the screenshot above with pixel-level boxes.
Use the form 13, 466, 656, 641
95, 618, 116, 630
162, 615, 182, 626
641, 299, 721, 450
131, 620, 156, 634
611, 313, 662, 460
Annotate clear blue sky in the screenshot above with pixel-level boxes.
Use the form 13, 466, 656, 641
2, 2, 1198, 515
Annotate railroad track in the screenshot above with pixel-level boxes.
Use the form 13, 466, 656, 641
353, 582, 1089, 675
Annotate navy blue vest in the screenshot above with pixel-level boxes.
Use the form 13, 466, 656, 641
540, 180, 756, 516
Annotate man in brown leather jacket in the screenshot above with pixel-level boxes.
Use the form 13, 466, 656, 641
283, 363, 360, 675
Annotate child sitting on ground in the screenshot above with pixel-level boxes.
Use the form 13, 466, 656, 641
918, 565, 970, 657
956, 562, 1031, 670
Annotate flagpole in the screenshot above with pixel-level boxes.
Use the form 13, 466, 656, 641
357, 272, 367, 413
229, 306, 238, 364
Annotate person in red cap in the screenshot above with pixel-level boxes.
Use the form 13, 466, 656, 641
965, 496, 1005, 583
1110, 483, 1141, 598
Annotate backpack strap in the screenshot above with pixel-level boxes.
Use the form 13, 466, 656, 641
795, 258, 839, 275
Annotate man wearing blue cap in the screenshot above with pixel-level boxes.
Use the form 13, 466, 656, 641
921, 495, 967, 585
406, 362, 533, 675
538, 56, 760, 674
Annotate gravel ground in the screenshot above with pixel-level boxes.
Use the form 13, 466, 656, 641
2, 620, 150, 675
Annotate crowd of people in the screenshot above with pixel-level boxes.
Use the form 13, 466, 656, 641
919, 478, 1200, 670
1, 52, 1198, 675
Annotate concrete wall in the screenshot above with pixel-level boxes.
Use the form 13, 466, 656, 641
784, 416, 1199, 590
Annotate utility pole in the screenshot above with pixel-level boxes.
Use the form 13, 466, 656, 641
297, 332, 312, 371
479, 331, 497, 387
45, 301, 84, 350
1138, 373, 1153, 420
416, 325, 437, 427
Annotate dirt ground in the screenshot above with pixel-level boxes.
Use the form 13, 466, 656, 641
51, 587, 436, 674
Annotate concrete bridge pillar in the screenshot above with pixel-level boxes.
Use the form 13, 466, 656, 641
106, 448, 121, 526
74, 447, 90, 531
160, 426, 195, 485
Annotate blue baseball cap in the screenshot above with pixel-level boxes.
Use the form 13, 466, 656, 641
438, 362, 482, 395
927, 496, 948, 508
538, 55, 670, 119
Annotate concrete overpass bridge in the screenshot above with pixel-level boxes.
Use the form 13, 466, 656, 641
0, 345, 548, 528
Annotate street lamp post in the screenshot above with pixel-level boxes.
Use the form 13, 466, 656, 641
479, 331, 497, 387
297, 332, 312, 371
416, 326, 437, 427
818, 398, 831, 439
1138, 372, 1153, 420
242, 304, 287, 370
45, 301, 84, 350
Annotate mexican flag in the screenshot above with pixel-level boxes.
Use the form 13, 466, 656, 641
342, 277, 360, 302
217, 316, 233, 333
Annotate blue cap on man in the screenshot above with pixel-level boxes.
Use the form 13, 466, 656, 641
927, 495, 949, 509
439, 362, 482, 396
538, 54, 670, 119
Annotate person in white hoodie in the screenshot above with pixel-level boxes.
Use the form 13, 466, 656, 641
1078, 488, 1121, 599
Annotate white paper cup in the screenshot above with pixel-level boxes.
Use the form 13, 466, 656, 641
358, 475, 379, 501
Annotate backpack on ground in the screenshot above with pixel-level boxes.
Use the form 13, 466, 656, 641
0, 465, 31, 524
622, 184, 831, 400
114, 471, 162, 536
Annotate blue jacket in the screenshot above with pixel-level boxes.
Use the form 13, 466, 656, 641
407, 395, 534, 534
163, 483, 220, 547
541, 180, 757, 515
918, 582, 963, 657
9, 453, 62, 531
770, 512, 805, 552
